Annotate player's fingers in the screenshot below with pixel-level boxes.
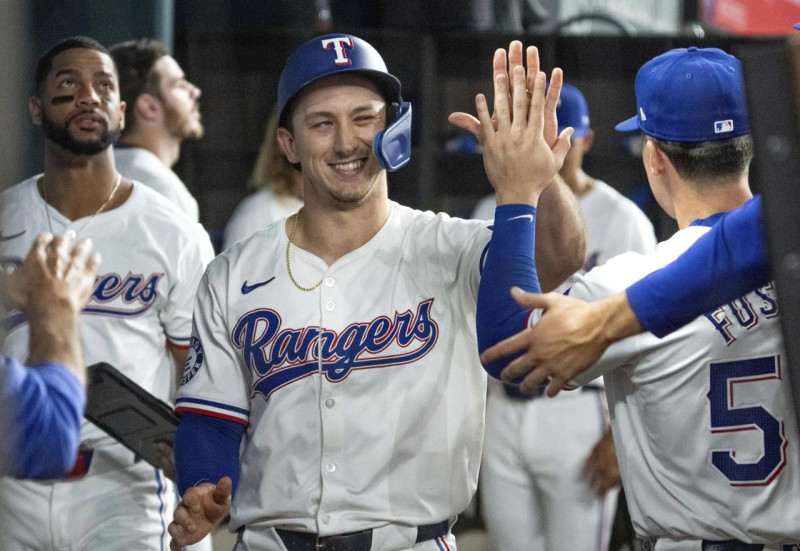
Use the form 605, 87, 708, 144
509, 286, 556, 310
507, 41, 524, 98
526, 71, 546, 134
28, 233, 53, 263
526, 46, 540, 91
475, 94, 495, 144
492, 48, 507, 88
447, 112, 482, 141
551, 127, 575, 165
493, 73, 511, 130
480, 328, 533, 367
499, 350, 540, 384
545, 376, 568, 397
213, 476, 233, 505
510, 65, 529, 132
544, 68, 563, 116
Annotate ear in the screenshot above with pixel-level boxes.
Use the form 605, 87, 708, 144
581, 129, 594, 153
643, 139, 668, 176
119, 100, 126, 131
276, 127, 299, 164
29, 96, 42, 126
135, 93, 162, 123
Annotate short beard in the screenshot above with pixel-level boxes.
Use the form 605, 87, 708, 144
164, 101, 204, 140
41, 114, 121, 156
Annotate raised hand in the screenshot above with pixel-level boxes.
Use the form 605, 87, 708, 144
169, 477, 232, 549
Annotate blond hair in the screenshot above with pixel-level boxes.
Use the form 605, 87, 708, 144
249, 110, 297, 196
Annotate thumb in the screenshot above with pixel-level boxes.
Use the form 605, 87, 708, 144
447, 112, 481, 139
551, 127, 574, 166
213, 477, 233, 505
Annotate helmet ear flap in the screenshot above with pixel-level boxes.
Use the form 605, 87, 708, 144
373, 102, 412, 172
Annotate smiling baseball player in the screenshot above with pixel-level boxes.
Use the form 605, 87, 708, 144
167, 35, 585, 550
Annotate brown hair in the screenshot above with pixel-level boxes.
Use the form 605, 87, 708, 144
249, 110, 299, 195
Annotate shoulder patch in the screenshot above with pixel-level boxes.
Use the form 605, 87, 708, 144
180, 336, 204, 386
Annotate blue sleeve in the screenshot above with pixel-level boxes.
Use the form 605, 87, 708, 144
174, 412, 244, 497
3, 358, 86, 479
476, 204, 540, 379
626, 196, 767, 337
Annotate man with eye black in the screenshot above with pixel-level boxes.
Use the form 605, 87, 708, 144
0, 36, 213, 551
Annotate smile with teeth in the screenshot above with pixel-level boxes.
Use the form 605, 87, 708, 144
331, 160, 364, 171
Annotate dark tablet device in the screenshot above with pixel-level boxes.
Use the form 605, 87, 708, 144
85, 362, 180, 469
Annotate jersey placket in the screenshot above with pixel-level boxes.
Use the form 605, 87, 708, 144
315, 272, 348, 535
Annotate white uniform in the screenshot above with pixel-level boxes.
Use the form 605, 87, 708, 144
539, 222, 800, 549
222, 188, 303, 250
0, 177, 213, 551
115, 145, 200, 223
176, 202, 492, 551
475, 182, 656, 551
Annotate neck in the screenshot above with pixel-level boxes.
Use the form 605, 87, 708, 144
42, 145, 130, 220
673, 173, 753, 229
120, 128, 180, 167
288, 193, 391, 266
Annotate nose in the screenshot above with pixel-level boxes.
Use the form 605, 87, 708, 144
75, 82, 100, 107
333, 122, 360, 156
190, 82, 201, 100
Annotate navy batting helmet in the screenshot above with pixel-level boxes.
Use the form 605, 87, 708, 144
277, 34, 412, 172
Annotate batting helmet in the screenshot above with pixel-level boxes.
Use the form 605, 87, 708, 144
277, 34, 412, 172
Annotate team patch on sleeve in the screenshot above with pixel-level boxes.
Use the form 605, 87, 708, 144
180, 336, 204, 386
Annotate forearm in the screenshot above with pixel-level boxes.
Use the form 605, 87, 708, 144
533, 177, 586, 291
626, 196, 766, 337
6, 359, 86, 478
175, 412, 244, 497
477, 205, 540, 379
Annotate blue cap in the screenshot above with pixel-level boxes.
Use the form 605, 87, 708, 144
615, 47, 750, 142
277, 34, 402, 127
557, 83, 590, 138
794, 22, 800, 30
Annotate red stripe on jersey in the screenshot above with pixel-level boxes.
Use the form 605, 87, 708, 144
174, 407, 249, 426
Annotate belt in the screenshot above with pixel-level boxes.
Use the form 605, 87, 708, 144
65, 448, 94, 478
503, 382, 603, 400
276, 520, 449, 551
702, 541, 764, 551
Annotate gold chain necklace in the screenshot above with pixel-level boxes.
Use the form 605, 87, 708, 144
286, 208, 323, 292
41, 172, 122, 237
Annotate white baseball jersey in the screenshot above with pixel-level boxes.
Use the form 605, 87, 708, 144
545, 223, 800, 546
476, 181, 656, 551
222, 188, 303, 250
115, 145, 200, 223
176, 201, 491, 550
0, 176, 213, 551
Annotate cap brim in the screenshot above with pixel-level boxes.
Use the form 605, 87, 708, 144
615, 115, 640, 133
794, 22, 800, 30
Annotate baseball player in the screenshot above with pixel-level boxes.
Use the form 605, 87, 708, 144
474, 82, 656, 551
167, 35, 584, 550
480, 47, 800, 550
1, 234, 98, 479
110, 38, 203, 222
0, 36, 213, 550
222, 109, 303, 250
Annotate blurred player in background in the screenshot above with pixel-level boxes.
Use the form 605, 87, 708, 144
111, 38, 203, 223
480, 47, 800, 550
222, 109, 303, 250
0, 36, 213, 551
475, 82, 655, 551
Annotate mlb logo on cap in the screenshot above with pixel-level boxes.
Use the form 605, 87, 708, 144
616, 47, 750, 142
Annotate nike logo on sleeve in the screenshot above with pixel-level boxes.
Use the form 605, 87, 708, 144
507, 214, 534, 223
241, 277, 276, 295
0, 230, 26, 242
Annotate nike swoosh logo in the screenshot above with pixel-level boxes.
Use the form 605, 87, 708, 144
0, 230, 26, 242
507, 214, 534, 223
241, 277, 275, 295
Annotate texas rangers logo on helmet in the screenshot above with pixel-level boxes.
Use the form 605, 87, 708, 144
321, 36, 354, 66
180, 336, 204, 386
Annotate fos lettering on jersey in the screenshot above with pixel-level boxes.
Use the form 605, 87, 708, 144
704, 283, 779, 345
231, 299, 439, 399
1, 257, 163, 332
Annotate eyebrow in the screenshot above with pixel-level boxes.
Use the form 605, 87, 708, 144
52, 68, 116, 80
304, 104, 383, 120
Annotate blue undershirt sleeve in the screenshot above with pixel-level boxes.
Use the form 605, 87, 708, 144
626, 196, 767, 337
4, 359, 86, 479
174, 412, 244, 497
476, 204, 540, 379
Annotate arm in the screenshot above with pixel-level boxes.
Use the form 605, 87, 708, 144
3, 234, 99, 478
534, 177, 585, 292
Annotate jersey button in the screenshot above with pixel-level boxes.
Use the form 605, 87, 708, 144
322, 514, 331, 524
325, 301, 335, 311
325, 463, 336, 473
324, 398, 335, 408
65, 229, 77, 240
324, 277, 335, 287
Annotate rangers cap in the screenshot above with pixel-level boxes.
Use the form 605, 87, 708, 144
277, 34, 402, 127
556, 83, 590, 138
615, 47, 750, 142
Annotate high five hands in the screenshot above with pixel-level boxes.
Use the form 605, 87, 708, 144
448, 41, 573, 205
